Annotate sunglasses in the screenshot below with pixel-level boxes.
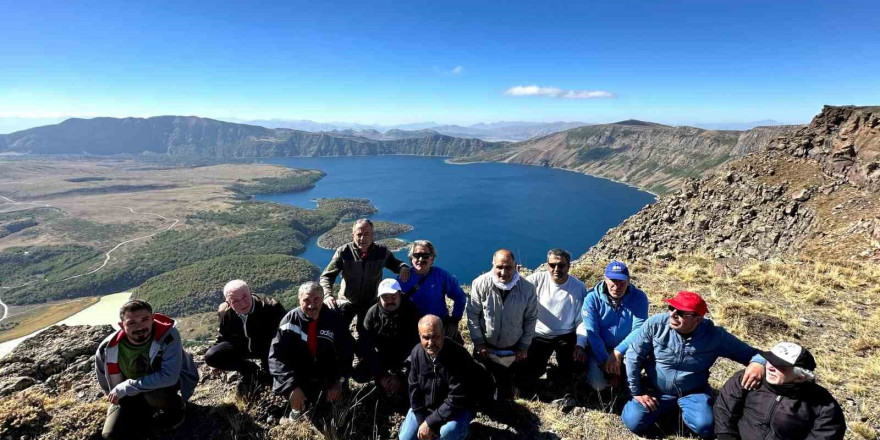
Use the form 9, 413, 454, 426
668, 305, 699, 318
548, 262, 568, 269
412, 253, 433, 260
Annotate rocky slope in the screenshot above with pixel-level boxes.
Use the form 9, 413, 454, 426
0, 116, 506, 158
457, 121, 800, 194
586, 106, 880, 262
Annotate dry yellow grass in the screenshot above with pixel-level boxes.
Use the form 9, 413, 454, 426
571, 253, 880, 439
0, 297, 99, 342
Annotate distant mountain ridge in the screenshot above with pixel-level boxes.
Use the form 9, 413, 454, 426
231, 118, 590, 141
0, 116, 507, 158
452, 120, 801, 194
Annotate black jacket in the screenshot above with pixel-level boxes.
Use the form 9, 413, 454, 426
714, 370, 846, 440
408, 339, 488, 432
320, 242, 408, 309
268, 307, 354, 397
217, 294, 286, 359
362, 298, 420, 377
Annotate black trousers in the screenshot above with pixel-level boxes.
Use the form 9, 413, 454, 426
101, 386, 183, 440
475, 346, 525, 400
204, 341, 267, 375
522, 332, 580, 382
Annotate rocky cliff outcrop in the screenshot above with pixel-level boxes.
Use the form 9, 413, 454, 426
768, 105, 880, 191
585, 106, 880, 262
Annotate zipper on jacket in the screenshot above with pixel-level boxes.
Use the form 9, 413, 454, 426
762, 395, 783, 440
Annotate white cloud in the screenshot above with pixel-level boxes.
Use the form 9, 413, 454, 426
504, 85, 616, 99
451, 65, 464, 75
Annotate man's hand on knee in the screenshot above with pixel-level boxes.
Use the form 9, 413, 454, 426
289, 387, 307, 411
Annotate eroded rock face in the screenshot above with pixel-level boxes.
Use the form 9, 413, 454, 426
587, 162, 818, 262
585, 106, 880, 262
0, 324, 113, 397
768, 105, 880, 191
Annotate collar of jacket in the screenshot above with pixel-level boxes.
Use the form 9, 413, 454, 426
108, 313, 175, 348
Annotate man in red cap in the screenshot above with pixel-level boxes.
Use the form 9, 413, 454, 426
621, 291, 766, 438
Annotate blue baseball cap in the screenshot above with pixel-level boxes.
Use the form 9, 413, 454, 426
604, 261, 630, 281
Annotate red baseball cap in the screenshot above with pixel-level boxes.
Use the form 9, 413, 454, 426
663, 291, 709, 316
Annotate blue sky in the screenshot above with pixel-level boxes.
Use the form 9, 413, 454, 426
1, 0, 879, 131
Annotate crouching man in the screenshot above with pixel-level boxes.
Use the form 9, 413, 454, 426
622, 291, 765, 439
400, 315, 487, 440
714, 342, 846, 440
354, 278, 420, 396
269, 281, 354, 418
205, 280, 286, 390
95, 300, 200, 440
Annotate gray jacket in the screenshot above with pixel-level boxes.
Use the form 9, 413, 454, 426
466, 272, 538, 351
320, 242, 408, 309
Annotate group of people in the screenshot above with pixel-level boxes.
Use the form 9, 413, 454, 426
94, 218, 846, 440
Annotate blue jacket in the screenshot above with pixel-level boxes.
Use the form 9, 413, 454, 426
579, 282, 649, 363
625, 313, 762, 397
397, 266, 466, 320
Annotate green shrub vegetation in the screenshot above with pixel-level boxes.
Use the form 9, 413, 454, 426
229, 169, 326, 199
317, 220, 413, 249
2, 198, 378, 307
132, 254, 318, 316
0, 245, 102, 288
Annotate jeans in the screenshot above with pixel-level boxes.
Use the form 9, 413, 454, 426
621, 391, 714, 438
399, 408, 473, 440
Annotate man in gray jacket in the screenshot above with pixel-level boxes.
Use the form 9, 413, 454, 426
466, 249, 538, 401
95, 300, 199, 440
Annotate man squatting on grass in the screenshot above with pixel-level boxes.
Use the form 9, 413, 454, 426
95, 300, 199, 440
204, 279, 286, 390
578, 260, 649, 391
269, 282, 354, 418
400, 315, 489, 440
520, 248, 588, 390
622, 291, 766, 438
354, 278, 421, 396
466, 249, 538, 401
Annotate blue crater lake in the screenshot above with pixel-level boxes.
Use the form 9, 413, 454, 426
255, 156, 656, 283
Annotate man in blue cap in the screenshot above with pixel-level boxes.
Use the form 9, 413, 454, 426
577, 260, 649, 391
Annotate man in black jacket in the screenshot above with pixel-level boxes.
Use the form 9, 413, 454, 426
269, 282, 354, 417
400, 315, 487, 440
204, 280, 286, 384
320, 219, 411, 333
354, 278, 420, 396
714, 342, 846, 440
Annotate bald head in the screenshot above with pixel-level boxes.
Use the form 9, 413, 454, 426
492, 249, 517, 284
418, 314, 445, 356
223, 279, 252, 314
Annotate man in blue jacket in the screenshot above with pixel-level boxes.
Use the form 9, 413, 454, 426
578, 260, 648, 391
397, 240, 467, 344
622, 291, 765, 438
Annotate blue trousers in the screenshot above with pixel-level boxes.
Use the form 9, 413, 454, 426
399, 408, 473, 440
621, 392, 714, 438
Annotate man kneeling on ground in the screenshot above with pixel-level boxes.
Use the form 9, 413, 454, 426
714, 342, 846, 440
95, 299, 200, 440
204, 280, 286, 391
400, 315, 487, 440
354, 278, 420, 396
269, 281, 354, 419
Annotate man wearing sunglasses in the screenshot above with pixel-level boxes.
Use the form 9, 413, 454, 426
521, 248, 588, 392
622, 291, 766, 439
396, 240, 467, 344
578, 260, 649, 392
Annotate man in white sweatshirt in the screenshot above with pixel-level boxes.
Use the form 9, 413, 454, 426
522, 248, 588, 391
